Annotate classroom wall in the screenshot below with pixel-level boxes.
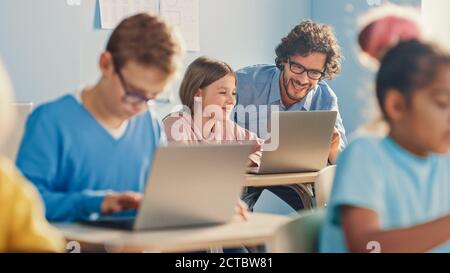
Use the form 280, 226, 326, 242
0, 0, 310, 116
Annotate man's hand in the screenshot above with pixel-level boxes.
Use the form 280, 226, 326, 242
329, 128, 341, 164
101, 192, 142, 215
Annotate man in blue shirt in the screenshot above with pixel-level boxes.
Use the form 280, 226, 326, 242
234, 20, 347, 211
16, 14, 184, 222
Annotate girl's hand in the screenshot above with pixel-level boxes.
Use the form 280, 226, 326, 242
235, 199, 249, 221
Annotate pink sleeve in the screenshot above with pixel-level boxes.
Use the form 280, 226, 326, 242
162, 114, 195, 143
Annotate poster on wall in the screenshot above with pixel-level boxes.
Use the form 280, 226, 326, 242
160, 0, 200, 51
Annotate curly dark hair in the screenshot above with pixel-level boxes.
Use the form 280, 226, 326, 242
275, 20, 342, 80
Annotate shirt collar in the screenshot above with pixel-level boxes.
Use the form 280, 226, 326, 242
269, 68, 282, 104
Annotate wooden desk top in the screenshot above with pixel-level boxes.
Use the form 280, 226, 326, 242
55, 213, 291, 253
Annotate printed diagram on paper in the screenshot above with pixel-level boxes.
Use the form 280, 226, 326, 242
160, 0, 200, 51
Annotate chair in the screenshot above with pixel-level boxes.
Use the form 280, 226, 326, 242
270, 208, 326, 253
0, 102, 33, 161
314, 165, 336, 208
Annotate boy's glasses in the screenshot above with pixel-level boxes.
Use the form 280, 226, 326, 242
116, 69, 170, 105
287, 59, 325, 80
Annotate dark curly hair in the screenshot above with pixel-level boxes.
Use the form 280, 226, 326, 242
275, 20, 342, 80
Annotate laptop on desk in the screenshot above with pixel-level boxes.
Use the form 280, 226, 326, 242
83, 143, 253, 230
248, 111, 337, 174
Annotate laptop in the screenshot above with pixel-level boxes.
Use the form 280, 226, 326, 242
248, 111, 337, 174
84, 143, 253, 230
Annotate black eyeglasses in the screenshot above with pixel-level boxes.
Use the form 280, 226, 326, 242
287, 59, 325, 80
116, 68, 170, 105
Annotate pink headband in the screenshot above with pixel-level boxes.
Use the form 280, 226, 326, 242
364, 16, 421, 60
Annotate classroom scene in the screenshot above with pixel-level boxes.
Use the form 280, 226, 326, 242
0, 0, 449, 254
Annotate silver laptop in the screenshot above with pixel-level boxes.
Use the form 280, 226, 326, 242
86, 143, 253, 230
249, 111, 337, 174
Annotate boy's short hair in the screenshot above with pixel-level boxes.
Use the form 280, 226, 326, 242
106, 13, 184, 79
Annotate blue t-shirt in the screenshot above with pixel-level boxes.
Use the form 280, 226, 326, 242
16, 95, 162, 222
234, 64, 347, 149
320, 136, 450, 253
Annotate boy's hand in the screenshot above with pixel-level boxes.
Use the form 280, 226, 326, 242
101, 192, 142, 214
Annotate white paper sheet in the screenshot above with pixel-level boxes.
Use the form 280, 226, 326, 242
160, 0, 200, 51
99, 0, 158, 30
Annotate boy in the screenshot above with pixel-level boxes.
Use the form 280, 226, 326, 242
16, 13, 184, 222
